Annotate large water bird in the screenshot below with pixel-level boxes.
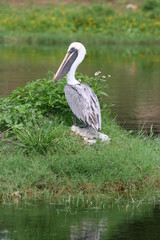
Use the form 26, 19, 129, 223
53, 42, 101, 131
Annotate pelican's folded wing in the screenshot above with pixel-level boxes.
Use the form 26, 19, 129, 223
64, 84, 101, 131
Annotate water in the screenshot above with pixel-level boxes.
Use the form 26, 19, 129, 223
0, 45, 159, 239
0, 45, 160, 133
0, 202, 159, 240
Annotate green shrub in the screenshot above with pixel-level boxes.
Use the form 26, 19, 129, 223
0, 73, 108, 131
0, 76, 66, 130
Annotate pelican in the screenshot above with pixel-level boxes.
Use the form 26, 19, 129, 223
53, 42, 101, 131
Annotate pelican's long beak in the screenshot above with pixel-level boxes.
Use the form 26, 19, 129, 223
53, 48, 78, 82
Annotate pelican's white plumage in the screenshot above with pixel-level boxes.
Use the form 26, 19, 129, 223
54, 42, 101, 131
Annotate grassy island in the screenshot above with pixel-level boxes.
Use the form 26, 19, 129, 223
0, 0, 160, 206
0, 74, 159, 205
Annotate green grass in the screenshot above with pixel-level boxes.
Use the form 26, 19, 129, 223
0, 74, 160, 205
0, 115, 160, 205
0, 2, 160, 45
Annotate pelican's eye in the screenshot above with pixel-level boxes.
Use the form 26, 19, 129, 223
68, 47, 78, 54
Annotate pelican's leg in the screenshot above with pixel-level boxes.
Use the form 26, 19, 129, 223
79, 123, 89, 128
73, 116, 88, 128
73, 115, 78, 126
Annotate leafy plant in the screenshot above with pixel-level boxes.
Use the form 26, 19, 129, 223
0, 73, 109, 131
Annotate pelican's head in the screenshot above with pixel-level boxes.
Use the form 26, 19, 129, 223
53, 42, 86, 82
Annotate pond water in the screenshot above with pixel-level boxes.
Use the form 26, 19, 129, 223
0, 45, 160, 133
0, 202, 160, 240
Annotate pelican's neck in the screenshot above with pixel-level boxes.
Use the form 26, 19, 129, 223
67, 66, 80, 85
67, 43, 86, 85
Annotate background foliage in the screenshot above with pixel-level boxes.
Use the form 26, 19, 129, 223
0, 2, 160, 44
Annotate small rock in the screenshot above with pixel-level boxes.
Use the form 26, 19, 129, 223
12, 191, 22, 199
71, 125, 110, 144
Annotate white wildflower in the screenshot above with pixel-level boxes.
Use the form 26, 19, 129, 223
102, 75, 106, 78
94, 71, 101, 76
108, 74, 111, 78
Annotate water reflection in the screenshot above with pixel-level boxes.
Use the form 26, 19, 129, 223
111, 204, 160, 240
0, 203, 159, 240
0, 45, 160, 132
70, 217, 108, 240
71, 221, 101, 239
